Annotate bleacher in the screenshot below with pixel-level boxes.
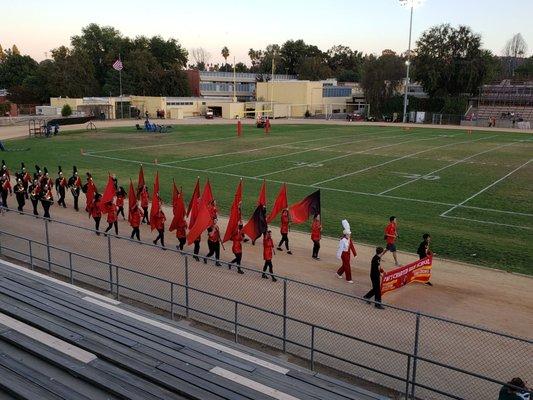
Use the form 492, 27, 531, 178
0, 259, 388, 400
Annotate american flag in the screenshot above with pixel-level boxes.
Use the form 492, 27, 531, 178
112, 59, 123, 71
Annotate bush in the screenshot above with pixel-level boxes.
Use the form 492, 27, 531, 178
304, 109, 311, 118
61, 104, 72, 117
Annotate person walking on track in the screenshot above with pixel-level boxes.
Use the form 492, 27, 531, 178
363, 247, 385, 309
336, 220, 357, 283
262, 230, 277, 282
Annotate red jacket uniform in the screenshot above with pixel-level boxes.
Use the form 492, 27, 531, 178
155, 211, 166, 230
208, 226, 220, 243
116, 194, 125, 208
129, 207, 143, 228
91, 200, 102, 218
280, 212, 289, 234
140, 190, 149, 208
175, 221, 187, 239
311, 220, 321, 241
263, 236, 274, 261
106, 204, 117, 223
231, 230, 243, 254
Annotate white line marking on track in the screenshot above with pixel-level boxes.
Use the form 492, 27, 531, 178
82, 297, 290, 374
440, 158, 533, 217
0, 312, 97, 363
209, 367, 300, 400
379, 136, 514, 195
440, 215, 532, 230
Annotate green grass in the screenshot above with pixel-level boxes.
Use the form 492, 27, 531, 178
3, 124, 532, 274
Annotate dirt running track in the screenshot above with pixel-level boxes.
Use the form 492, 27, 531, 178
0, 193, 531, 399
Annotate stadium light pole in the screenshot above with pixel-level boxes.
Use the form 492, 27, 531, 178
400, 0, 423, 123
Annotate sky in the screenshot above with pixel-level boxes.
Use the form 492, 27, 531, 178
1, 0, 532, 64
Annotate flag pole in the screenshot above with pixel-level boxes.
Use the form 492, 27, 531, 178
119, 53, 123, 119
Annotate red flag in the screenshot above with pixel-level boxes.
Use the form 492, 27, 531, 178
86, 180, 96, 216
100, 175, 116, 210
267, 183, 287, 223
223, 179, 243, 243
187, 200, 212, 245
137, 165, 145, 194
127, 180, 136, 223
201, 179, 214, 207
150, 172, 160, 231
187, 177, 200, 217
289, 190, 321, 224
257, 179, 266, 207
169, 181, 186, 232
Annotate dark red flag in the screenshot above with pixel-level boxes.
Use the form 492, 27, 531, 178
150, 172, 160, 231
187, 200, 212, 245
267, 183, 287, 223
127, 179, 136, 223
169, 182, 186, 232
257, 179, 266, 207
223, 179, 243, 243
201, 179, 214, 207
187, 177, 200, 217
242, 205, 267, 241
137, 165, 145, 194
289, 190, 321, 224
100, 175, 116, 211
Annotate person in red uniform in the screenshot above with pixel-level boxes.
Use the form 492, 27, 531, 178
175, 219, 187, 251
104, 202, 119, 235
229, 223, 245, 274
41, 185, 54, 219
276, 208, 292, 254
205, 219, 222, 266
140, 185, 150, 224
336, 220, 357, 283
152, 209, 166, 247
383, 216, 400, 266
1, 174, 12, 208
129, 203, 143, 241
209, 200, 218, 220
90, 193, 102, 235
311, 214, 322, 260
262, 230, 277, 282
55, 168, 67, 208
116, 186, 126, 220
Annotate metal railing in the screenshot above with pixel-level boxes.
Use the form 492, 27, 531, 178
0, 209, 531, 400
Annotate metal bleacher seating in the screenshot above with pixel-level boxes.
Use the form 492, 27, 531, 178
0, 259, 389, 400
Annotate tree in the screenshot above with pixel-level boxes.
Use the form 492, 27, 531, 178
327, 45, 364, 82
279, 39, 323, 75
297, 56, 332, 80
413, 24, 493, 97
235, 62, 248, 73
190, 47, 211, 70
61, 104, 72, 117
503, 33, 528, 76
12, 45, 20, 55
149, 36, 188, 68
221, 46, 229, 71
248, 48, 263, 72
514, 56, 533, 79
0, 44, 5, 62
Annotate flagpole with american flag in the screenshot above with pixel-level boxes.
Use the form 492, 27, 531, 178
112, 55, 124, 118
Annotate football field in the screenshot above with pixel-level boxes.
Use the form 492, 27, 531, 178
3, 123, 532, 273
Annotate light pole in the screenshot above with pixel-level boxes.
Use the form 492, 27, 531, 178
400, 0, 423, 123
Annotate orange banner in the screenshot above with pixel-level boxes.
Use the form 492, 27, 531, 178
381, 255, 432, 296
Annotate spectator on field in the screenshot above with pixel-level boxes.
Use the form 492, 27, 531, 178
498, 377, 530, 400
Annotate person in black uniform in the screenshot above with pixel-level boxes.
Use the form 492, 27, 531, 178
363, 247, 385, 309
68, 166, 81, 211
417, 233, 433, 286
55, 166, 67, 208
0, 174, 11, 208
41, 184, 54, 219
28, 179, 41, 215
13, 179, 26, 212
21, 163, 31, 197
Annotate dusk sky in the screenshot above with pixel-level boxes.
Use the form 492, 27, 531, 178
1, 0, 532, 64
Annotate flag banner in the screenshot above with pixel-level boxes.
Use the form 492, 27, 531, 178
137, 165, 145, 194
100, 175, 116, 208
201, 179, 214, 207
242, 205, 267, 241
127, 180, 136, 223
86, 180, 96, 216
169, 181, 186, 232
187, 178, 200, 217
223, 179, 243, 243
257, 180, 267, 207
267, 183, 287, 223
150, 172, 160, 231
289, 190, 320, 224
381, 255, 433, 296
187, 200, 212, 245
113, 59, 123, 71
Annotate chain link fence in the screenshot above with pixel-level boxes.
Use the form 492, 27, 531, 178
0, 209, 531, 400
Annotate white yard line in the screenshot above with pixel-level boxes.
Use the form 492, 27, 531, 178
256, 133, 437, 178
440, 215, 533, 231
440, 158, 533, 217
209, 129, 401, 171
83, 152, 532, 217
379, 136, 516, 195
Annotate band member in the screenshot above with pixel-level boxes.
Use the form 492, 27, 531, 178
42, 168, 53, 189
22, 163, 32, 196
129, 202, 143, 241
41, 185, 54, 219
175, 219, 187, 250
55, 166, 67, 208
383, 216, 400, 266
336, 220, 357, 283
140, 185, 150, 224
277, 209, 292, 254
104, 202, 118, 235
29, 179, 41, 215
205, 219, 222, 266
14, 179, 26, 212
33, 164, 42, 181
90, 193, 102, 235
417, 233, 433, 286
1, 174, 12, 208
262, 230, 277, 282
363, 247, 385, 309
209, 200, 218, 220
1, 160, 9, 179
193, 235, 201, 261
311, 214, 322, 260
112, 174, 118, 191
153, 209, 166, 247
82, 172, 93, 212
230, 223, 244, 274
68, 166, 82, 211
116, 186, 126, 220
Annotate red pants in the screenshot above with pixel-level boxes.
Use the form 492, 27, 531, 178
337, 251, 352, 281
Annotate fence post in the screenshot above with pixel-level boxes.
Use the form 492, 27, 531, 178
310, 325, 315, 371
29, 240, 34, 270
405, 355, 411, 400
0, 232, 2, 256
115, 265, 120, 300
234, 302, 238, 343
170, 282, 174, 320
411, 313, 421, 400
107, 234, 113, 294
185, 256, 189, 318
45, 219, 51, 271
282, 279, 287, 352
69, 252, 73, 284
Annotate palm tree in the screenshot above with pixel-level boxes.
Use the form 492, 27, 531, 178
221, 46, 230, 71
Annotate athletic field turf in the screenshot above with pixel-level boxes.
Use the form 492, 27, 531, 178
3, 124, 532, 274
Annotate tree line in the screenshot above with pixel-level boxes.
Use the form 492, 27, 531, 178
1, 23, 531, 117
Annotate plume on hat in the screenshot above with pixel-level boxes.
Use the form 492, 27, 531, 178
341, 219, 351, 235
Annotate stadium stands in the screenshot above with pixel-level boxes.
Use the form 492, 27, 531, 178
0, 259, 388, 400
